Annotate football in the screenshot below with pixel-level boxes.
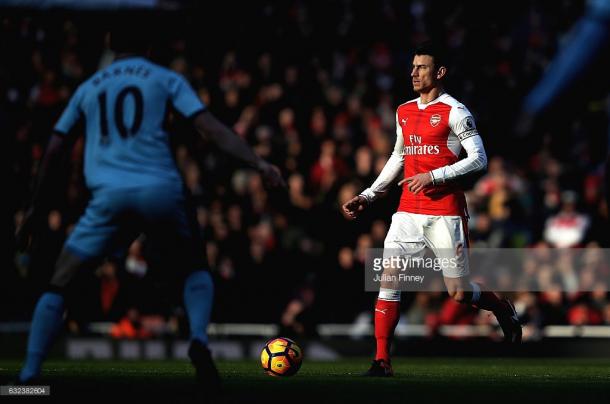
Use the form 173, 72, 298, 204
260, 337, 303, 376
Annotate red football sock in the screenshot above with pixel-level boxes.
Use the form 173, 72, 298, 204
374, 299, 400, 362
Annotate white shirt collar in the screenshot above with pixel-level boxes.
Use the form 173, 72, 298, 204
417, 91, 447, 110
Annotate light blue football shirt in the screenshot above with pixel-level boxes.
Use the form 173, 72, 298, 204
54, 56, 205, 190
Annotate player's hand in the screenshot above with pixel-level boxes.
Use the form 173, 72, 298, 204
341, 195, 368, 220
259, 161, 287, 189
15, 208, 37, 252
399, 172, 433, 194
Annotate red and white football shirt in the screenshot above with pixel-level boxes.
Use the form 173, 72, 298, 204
396, 93, 478, 215
360, 93, 484, 217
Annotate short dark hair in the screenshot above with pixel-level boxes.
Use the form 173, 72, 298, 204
414, 41, 448, 70
108, 16, 153, 54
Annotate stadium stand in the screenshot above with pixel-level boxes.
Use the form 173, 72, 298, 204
4, 1, 609, 343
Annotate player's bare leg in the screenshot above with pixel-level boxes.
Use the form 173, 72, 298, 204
444, 277, 521, 343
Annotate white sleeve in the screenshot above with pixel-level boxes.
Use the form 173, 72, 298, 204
359, 114, 404, 203
429, 105, 487, 184
430, 134, 487, 184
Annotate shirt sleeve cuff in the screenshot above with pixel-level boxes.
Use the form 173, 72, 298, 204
359, 188, 376, 203
187, 107, 207, 119
430, 168, 446, 184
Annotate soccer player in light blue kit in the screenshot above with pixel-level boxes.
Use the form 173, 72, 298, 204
15, 24, 284, 395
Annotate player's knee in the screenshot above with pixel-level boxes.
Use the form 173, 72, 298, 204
445, 277, 468, 303
50, 248, 87, 289
446, 283, 457, 298
450, 289, 467, 303
446, 282, 467, 302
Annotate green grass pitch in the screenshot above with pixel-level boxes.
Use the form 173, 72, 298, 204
1, 358, 609, 403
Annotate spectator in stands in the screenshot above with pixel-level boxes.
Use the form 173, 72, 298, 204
110, 307, 152, 340
543, 191, 590, 248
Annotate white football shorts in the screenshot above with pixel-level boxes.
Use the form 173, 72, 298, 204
383, 212, 469, 278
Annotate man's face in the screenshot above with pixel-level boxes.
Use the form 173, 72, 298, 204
411, 54, 438, 93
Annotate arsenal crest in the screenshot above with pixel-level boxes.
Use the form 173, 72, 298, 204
430, 114, 441, 127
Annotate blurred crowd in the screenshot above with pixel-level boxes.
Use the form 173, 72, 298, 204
3, 1, 609, 340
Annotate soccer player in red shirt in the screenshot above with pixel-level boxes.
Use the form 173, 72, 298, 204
342, 42, 522, 376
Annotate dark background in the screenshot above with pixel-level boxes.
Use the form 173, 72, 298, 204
2, 1, 609, 339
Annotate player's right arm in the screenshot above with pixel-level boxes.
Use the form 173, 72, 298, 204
16, 86, 84, 250
342, 114, 405, 220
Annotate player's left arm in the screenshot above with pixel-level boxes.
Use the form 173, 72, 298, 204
429, 110, 487, 186
168, 73, 285, 189
192, 111, 285, 189
402, 109, 487, 194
